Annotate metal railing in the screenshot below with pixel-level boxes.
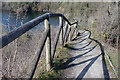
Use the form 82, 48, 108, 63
0, 13, 78, 79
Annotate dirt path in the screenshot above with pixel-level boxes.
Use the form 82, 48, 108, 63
61, 30, 110, 79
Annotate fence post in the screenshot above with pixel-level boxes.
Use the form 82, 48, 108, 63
63, 21, 68, 46
70, 24, 77, 41
59, 16, 63, 46
65, 24, 70, 42
44, 19, 52, 71
75, 23, 77, 37
69, 25, 71, 42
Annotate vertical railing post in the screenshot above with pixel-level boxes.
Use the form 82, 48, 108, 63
68, 25, 71, 42
75, 22, 78, 37
63, 21, 68, 46
70, 23, 77, 41
70, 25, 74, 41
44, 18, 52, 71
59, 16, 63, 46
66, 24, 71, 42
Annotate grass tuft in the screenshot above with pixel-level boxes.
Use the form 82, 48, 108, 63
37, 46, 71, 79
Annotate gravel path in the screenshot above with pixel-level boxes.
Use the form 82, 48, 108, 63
61, 30, 110, 79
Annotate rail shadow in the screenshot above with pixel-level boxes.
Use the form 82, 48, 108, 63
76, 30, 110, 79
76, 54, 102, 80
61, 51, 100, 70
74, 41, 93, 46
57, 31, 96, 70
65, 40, 93, 50
56, 29, 110, 79
57, 44, 98, 70
70, 38, 88, 45
72, 34, 88, 41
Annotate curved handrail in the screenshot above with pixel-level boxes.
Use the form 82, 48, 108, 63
0, 13, 77, 49
1, 13, 78, 79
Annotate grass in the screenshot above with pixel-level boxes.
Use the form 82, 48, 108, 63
89, 28, 118, 78
104, 47, 118, 78
77, 26, 118, 78
33, 44, 72, 79
104, 54, 117, 78
105, 48, 118, 71
77, 24, 85, 30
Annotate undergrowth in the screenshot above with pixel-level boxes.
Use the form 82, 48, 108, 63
89, 28, 118, 78
37, 44, 71, 79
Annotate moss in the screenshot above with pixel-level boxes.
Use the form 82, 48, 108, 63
39, 69, 60, 79
35, 46, 71, 79
90, 29, 101, 40
33, 57, 46, 78
89, 28, 118, 78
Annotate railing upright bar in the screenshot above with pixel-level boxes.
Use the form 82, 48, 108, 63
63, 21, 68, 46
44, 18, 52, 71
52, 21, 62, 60
75, 22, 78, 36
70, 23, 77, 41
59, 16, 64, 46
65, 24, 71, 42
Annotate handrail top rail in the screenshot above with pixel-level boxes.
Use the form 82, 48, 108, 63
1, 12, 79, 79
34, 12, 78, 25
49, 13, 78, 25
0, 12, 78, 49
